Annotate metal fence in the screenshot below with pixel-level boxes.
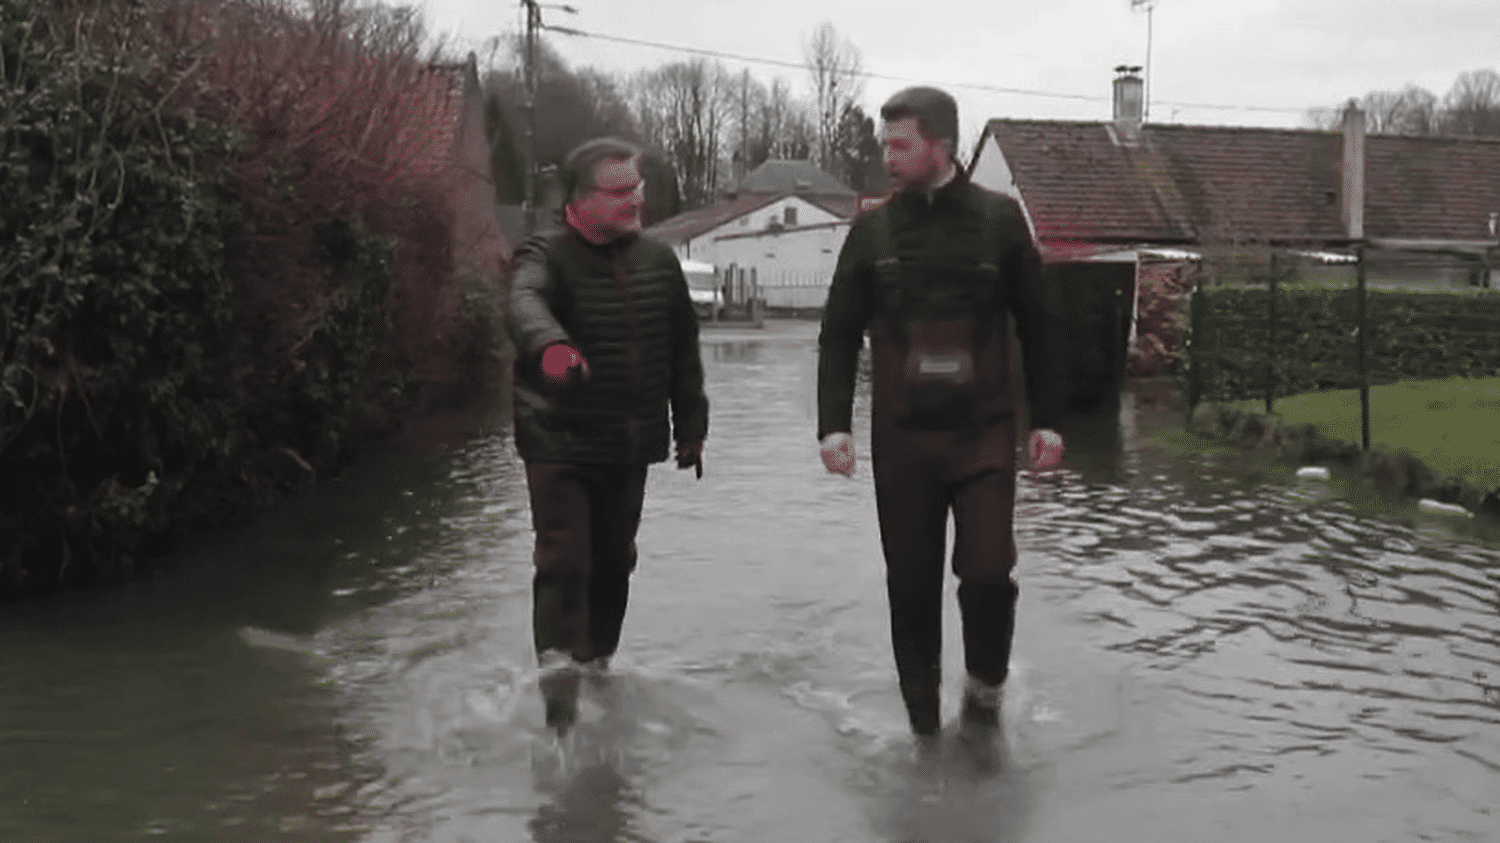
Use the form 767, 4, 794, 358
1184, 245, 1500, 449
755, 269, 830, 312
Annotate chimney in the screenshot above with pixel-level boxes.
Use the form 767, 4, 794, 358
730, 150, 746, 196
1112, 65, 1144, 144
1341, 99, 1365, 240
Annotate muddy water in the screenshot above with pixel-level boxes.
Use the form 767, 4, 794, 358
1, 320, 1497, 843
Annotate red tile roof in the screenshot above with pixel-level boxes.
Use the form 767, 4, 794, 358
645, 161, 858, 246
805, 194, 859, 219
643, 193, 781, 246
1365, 134, 1500, 241
984, 119, 1500, 248
643, 190, 858, 246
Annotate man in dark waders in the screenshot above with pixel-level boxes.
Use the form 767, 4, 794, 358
817, 87, 1067, 740
508, 137, 709, 735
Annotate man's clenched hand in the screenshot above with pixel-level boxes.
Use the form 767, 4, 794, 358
1027, 428, 1065, 469
539, 342, 590, 384
820, 432, 856, 477
676, 439, 704, 479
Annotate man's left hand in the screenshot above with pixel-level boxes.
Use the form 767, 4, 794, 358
1027, 428, 1065, 469
676, 439, 704, 478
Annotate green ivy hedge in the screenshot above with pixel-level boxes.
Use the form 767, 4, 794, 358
1181, 286, 1500, 404
0, 3, 408, 597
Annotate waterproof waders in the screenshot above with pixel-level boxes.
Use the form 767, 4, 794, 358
819, 175, 1065, 737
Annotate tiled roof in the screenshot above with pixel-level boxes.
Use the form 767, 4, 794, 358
987, 120, 1193, 244
644, 190, 861, 247
738, 159, 855, 196
985, 119, 1500, 247
805, 194, 859, 219
643, 193, 780, 245
1364, 134, 1500, 241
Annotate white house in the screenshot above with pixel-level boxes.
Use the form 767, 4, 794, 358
644, 159, 861, 311
710, 217, 851, 310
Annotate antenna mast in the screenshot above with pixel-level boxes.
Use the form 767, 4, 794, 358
1131, 0, 1156, 122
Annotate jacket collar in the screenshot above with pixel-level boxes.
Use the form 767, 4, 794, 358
565, 222, 638, 256
894, 163, 971, 215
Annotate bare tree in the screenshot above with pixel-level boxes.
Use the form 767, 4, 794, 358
748, 76, 815, 166
482, 38, 638, 178
1355, 86, 1441, 135
629, 59, 733, 209
1309, 76, 1476, 137
1388, 85, 1440, 136
306, 0, 441, 59
1442, 68, 1500, 137
803, 21, 865, 171
1303, 105, 1341, 131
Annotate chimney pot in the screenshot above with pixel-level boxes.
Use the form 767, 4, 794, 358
1112, 65, 1145, 145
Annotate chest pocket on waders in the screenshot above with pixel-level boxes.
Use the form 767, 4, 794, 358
871, 205, 1005, 431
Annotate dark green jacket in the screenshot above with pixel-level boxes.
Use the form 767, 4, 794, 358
817, 172, 1067, 438
508, 225, 709, 464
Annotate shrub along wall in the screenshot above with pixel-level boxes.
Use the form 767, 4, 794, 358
1180, 286, 1500, 404
0, 1, 506, 599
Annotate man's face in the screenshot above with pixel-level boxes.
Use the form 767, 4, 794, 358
571, 156, 644, 238
881, 117, 948, 192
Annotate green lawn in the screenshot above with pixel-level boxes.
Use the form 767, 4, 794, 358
1231, 377, 1500, 491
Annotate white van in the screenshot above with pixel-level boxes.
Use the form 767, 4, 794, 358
680, 259, 722, 318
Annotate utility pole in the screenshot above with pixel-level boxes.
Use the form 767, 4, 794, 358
740, 68, 749, 184
519, 1, 578, 235
522, 0, 539, 235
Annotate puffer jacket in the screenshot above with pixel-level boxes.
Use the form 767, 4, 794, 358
508, 225, 709, 464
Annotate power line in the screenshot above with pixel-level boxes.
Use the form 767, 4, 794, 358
544, 24, 1101, 103
541, 23, 1312, 116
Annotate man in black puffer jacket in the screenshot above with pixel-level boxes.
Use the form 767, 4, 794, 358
508, 137, 709, 734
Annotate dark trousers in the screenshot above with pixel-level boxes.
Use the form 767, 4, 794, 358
872, 420, 1020, 734
524, 461, 649, 664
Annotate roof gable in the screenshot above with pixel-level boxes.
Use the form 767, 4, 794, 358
738, 159, 855, 196
642, 193, 779, 245
644, 190, 859, 246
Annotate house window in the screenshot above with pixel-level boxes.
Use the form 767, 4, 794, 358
784, 206, 798, 226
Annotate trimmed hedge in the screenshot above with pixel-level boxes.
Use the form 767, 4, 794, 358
1181, 286, 1500, 404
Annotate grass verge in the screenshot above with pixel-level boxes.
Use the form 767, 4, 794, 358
1227, 377, 1500, 492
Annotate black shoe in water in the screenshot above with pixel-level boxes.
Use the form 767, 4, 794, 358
959, 677, 1001, 731
538, 651, 580, 735
543, 688, 577, 734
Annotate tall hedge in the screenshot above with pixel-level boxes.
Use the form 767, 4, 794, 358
0, 1, 504, 598
1182, 285, 1500, 403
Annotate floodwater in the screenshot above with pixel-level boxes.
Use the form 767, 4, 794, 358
2, 320, 1498, 843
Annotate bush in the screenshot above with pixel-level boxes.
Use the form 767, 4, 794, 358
1179, 285, 1500, 404
1, 0, 507, 598
1, 0, 255, 590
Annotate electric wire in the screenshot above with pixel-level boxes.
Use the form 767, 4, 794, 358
541, 23, 1311, 116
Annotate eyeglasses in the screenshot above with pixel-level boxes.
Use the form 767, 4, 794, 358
595, 181, 644, 199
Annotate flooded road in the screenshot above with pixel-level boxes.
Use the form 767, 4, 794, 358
2, 319, 1498, 842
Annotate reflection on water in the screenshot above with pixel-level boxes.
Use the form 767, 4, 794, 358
2, 321, 1498, 842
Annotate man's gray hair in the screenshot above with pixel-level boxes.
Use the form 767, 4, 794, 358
562, 136, 642, 202
879, 86, 959, 152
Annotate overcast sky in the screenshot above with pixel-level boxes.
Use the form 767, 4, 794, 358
415, 0, 1500, 152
